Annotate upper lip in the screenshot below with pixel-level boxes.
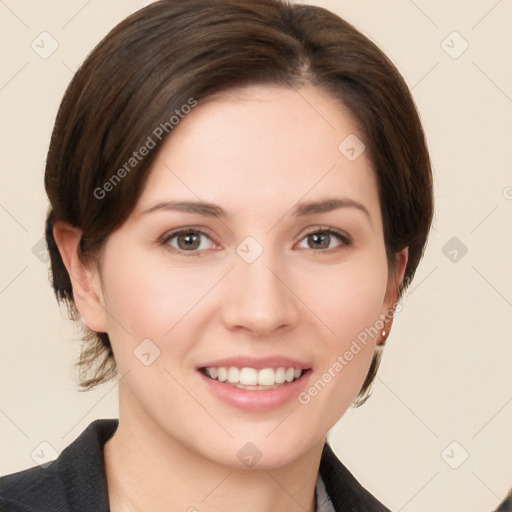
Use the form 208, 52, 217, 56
197, 356, 311, 370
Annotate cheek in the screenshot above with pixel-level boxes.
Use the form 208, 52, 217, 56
294, 252, 388, 404
97, 260, 213, 421
101, 242, 199, 330
298, 252, 389, 347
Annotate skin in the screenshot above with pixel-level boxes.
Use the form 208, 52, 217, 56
55, 85, 407, 512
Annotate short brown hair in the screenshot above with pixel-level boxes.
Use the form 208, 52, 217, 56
45, 0, 433, 398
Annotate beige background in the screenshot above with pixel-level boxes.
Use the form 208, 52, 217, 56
1, 0, 511, 510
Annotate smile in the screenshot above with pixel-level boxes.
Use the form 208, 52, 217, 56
197, 357, 311, 411
201, 366, 303, 389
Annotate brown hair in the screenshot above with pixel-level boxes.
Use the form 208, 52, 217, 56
44, 0, 433, 400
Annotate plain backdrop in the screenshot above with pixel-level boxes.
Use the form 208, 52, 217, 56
1, 1, 511, 510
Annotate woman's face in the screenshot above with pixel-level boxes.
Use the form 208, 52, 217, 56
92, 85, 403, 468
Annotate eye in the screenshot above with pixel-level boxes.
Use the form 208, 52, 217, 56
162, 229, 216, 253
296, 229, 350, 251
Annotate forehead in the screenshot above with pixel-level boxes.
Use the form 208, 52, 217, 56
134, 85, 379, 220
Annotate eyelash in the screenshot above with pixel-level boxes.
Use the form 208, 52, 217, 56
297, 227, 352, 254
159, 227, 351, 256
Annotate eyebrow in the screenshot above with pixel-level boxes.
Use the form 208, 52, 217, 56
294, 198, 371, 222
140, 197, 371, 223
141, 200, 226, 218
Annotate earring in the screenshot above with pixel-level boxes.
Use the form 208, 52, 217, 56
376, 330, 388, 348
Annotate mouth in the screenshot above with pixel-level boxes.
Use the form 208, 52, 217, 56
197, 357, 312, 411
199, 366, 306, 390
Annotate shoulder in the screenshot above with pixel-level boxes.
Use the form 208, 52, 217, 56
0, 419, 118, 512
495, 489, 512, 512
0, 464, 67, 512
319, 443, 392, 512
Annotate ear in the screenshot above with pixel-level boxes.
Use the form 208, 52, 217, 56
52, 221, 108, 333
378, 247, 408, 345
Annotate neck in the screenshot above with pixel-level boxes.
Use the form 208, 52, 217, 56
104, 384, 322, 512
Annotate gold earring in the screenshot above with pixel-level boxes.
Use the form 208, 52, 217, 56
376, 330, 388, 348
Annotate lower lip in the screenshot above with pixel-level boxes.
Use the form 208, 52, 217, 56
198, 371, 311, 412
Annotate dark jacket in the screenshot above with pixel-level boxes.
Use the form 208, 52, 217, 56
495, 490, 512, 512
0, 419, 391, 512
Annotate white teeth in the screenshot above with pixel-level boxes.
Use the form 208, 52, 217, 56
275, 367, 286, 384
227, 367, 240, 383
203, 366, 303, 386
239, 367, 258, 386
217, 367, 227, 382
257, 368, 274, 386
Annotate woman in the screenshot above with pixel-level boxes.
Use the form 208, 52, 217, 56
0, 0, 433, 510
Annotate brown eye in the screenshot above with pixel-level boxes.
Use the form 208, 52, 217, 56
307, 232, 331, 250
296, 229, 349, 252
165, 230, 214, 252
176, 232, 201, 250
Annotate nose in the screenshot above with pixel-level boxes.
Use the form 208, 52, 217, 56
220, 252, 300, 337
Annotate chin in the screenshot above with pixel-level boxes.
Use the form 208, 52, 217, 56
190, 426, 324, 471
